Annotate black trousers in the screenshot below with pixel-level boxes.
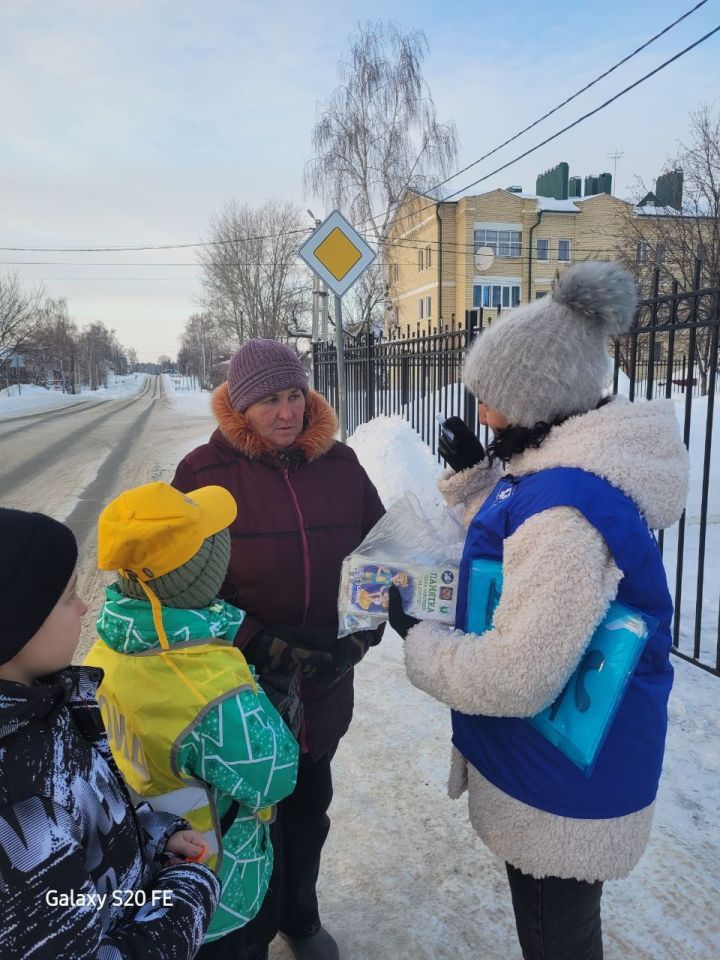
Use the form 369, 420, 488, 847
244, 747, 336, 957
506, 863, 604, 960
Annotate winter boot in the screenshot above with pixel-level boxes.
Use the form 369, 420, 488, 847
280, 927, 340, 960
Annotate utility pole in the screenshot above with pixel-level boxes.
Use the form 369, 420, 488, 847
320, 282, 329, 339
307, 211, 322, 341
310, 273, 319, 341
606, 149, 624, 196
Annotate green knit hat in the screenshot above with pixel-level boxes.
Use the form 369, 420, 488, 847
117, 528, 231, 609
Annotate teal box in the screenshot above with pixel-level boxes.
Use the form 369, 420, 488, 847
466, 558, 503, 634
466, 558, 655, 775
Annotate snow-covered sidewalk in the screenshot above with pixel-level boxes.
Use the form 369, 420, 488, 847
297, 415, 720, 960
0, 373, 146, 420
314, 633, 719, 960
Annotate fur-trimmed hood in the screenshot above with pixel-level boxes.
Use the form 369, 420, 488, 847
211, 382, 339, 462
509, 396, 689, 530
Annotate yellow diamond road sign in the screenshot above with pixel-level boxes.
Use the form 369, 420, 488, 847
298, 210, 376, 298
315, 228, 363, 280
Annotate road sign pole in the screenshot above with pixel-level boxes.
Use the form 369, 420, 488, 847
334, 293, 347, 442
297, 209, 376, 442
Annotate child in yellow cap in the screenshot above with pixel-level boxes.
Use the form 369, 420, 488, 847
0, 507, 220, 960
87, 482, 300, 958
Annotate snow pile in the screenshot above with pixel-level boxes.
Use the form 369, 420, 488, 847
348, 414, 444, 514
0, 383, 89, 418
89, 373, 147, 398
0, 373, 146, 420
162, 374, 212, 415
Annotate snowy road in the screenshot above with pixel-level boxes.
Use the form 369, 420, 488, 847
0, 375, 161, 520
0, 376, 214, 660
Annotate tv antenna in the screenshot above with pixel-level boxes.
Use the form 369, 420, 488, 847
606, 149, 624, 195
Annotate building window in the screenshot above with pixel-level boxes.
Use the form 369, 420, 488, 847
425, 296, 432, 317
418, 249, 424, 271
536, 291, 548, 299
537, 238, 549, 261
473, 283, 521, 309
656, 242, 666, 264
558, 239, 571, 262
636, 242, 650, 264
425, 245, 432, 268
474, 228, 522, 258
418, 299, 424, 320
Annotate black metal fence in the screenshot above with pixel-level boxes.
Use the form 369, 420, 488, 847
313, 312, 482, 454
313, 266, 720, 676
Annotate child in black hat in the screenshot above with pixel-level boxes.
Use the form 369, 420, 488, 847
0, 507, 221, 960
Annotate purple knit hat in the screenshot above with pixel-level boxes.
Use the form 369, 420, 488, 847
227, 339, 309, 412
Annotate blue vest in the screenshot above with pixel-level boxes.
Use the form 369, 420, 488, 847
453, 467, 674, 819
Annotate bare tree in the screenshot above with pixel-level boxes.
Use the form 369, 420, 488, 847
305, 21, 458, 335
178, 312, 229, 390
77, 322, 121, 390
618, 104, 720, 393
32, 298, 79, 391
343, 262, 386, 337
0, 274, 45, 355
198, 199, 311, 346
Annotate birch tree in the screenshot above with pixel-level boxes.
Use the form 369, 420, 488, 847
305, 21, 458, 335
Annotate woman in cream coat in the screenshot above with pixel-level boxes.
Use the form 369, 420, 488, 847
389, 261, 689, 960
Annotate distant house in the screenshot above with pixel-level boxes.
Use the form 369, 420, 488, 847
385, 187, 634, 335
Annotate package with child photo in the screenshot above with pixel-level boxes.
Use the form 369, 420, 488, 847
337, 494, 464, 635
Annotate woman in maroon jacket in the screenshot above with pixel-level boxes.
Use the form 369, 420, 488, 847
172, 339, 384, 960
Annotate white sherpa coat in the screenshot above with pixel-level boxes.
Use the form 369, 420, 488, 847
404, 397, 689, 882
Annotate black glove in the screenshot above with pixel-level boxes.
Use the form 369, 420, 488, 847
438, 416, 486, 473
387, 585, 421, 640
268, 624, 378, 686
243, 628, 333, 678
256, 670, 304, 739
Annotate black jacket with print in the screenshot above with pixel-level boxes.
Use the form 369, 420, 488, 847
0, 666, 220, 960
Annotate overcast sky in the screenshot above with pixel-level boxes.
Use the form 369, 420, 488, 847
1, 0, 718, 361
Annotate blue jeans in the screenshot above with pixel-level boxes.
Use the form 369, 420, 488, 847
505, 863, 603, 960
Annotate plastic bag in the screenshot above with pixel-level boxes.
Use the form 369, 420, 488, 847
338, 494, 466, 636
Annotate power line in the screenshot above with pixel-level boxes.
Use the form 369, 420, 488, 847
371, 22, 720, 236
373, 234, 640, 255
0, 228, 312, 255
0, 6, 713, 256
0, 260, 205, 266
0, 243, 638, 266
359, 0, 708, 232
0, 277, 203, 282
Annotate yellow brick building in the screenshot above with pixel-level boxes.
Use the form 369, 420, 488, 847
386, 188, 634, 335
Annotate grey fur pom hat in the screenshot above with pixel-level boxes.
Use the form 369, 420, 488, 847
463, 261, 638, 428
